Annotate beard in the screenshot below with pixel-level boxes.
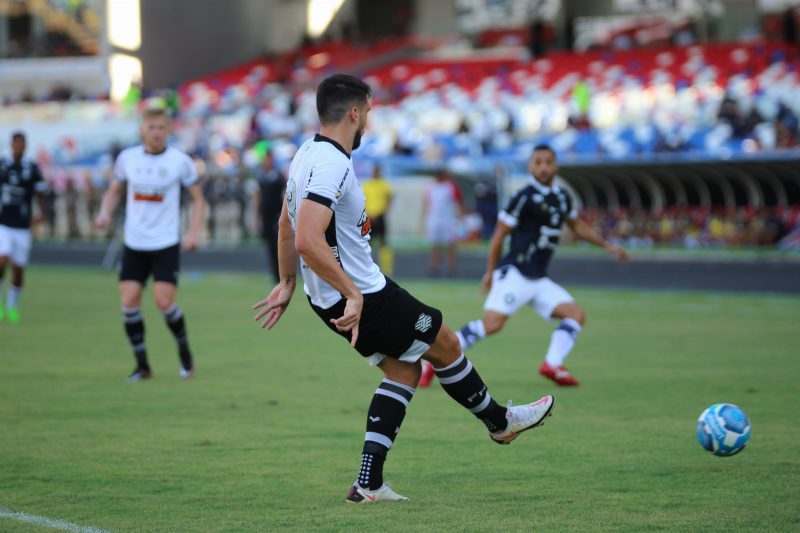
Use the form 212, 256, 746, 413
352, 128, 364, 151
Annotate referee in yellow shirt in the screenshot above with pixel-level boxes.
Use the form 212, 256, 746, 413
362, 165, 394, 275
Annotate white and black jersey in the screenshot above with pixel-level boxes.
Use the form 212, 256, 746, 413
114, 145, 198, 251
287, 134, 385, 309
497, 177, 577, 279
0, 157, 45, 229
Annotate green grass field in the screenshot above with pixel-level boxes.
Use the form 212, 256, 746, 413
1, 266, 799, 532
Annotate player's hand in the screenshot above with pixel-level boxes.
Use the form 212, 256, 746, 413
331, 293, 363, 347
253, 283, 295, 330
607, 245, 629, 262
94, 213, 110, 229
480, 272, 493, 293
182, 234, 198, 251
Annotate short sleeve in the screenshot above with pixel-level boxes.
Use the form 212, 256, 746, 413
112, 151, 128, 182
303, 160, 350, 210
498, 190, 527, 229
31, 163, 47, 192
181, 154, 199, 187
564, 190, 577, 220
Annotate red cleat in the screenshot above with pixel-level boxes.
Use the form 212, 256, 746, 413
419, 360, 435, 388
539, 362, 580, 386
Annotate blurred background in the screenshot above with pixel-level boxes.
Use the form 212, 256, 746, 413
1, 0, 799, 286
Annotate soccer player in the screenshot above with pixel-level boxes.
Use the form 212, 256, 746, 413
95, 105, 206, 382
454, 145, 629, 386
0, 131, 46, 324
423, 168, 463, 276
361, 164, 394, 275
252, 74, 555, 503
254, 150, 285, 284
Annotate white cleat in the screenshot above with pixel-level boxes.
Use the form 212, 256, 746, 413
490, 395, 555, 445
346, 482, 409, 503
179, 366, 195, 380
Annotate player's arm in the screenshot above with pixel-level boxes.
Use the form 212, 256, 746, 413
295, 200, 362, 346
95, 179, 124, 228
182, 183, 206, 251
566, 217, 629, 261
481, 220, 512, 292
253, 199, 299, 330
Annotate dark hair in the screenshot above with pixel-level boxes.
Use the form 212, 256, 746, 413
11, 131, 25, 141
316, 74, 371, 125
533, 143, 555, 157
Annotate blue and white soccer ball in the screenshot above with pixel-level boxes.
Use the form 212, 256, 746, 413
696, 403, 751, 457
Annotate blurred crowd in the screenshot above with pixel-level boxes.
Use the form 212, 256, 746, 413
566, 206, 800, 249
27, 154, 800, 251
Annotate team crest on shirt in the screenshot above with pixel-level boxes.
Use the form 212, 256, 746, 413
415, 313, 432, 333
357, 210, 372, 237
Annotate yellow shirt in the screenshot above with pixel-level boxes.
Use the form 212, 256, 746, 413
362, 178, 393, 218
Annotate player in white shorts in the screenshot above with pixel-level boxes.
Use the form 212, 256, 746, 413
450, 145, 629, 386
96, 104, 206, 382
252, 74, 555, 504
423, 169, 463, 276
0, 131, 46, 324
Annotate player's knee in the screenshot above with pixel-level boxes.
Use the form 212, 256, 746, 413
572, 305, 586, 326
154, 295, 174, 311
482, 314, 506, 335
380, 359, 421, 387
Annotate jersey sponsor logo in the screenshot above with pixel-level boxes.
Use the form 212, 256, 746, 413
133, 185, 168, 202
358, 210, 372, 237
369, 416, 381, 422
415, 313, 433, 333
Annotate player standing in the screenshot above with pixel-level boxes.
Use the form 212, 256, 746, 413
95, 105, 206, 382
361, 164, 394, 275
423, 168, 463, 276
252, 74, 555, 503
454, 145, 628, 386
0, 132, 46, 324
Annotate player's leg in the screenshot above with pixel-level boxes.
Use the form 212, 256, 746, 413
0, 253, 7, 321
445, 241, 457, 275
4, 229, 33, 324
423, 325, 554, 444
455, 266, 531, 351
119, 246, 152, 381
347, 357, 418, 503
535, 280, 584, 386
152, 245, 194, 379
120, 280, 150, 381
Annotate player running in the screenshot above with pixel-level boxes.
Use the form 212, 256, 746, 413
0, 132, 46, 324
252, 74, 555, 503
95, 104, 206, 382
453, 145, 628, 386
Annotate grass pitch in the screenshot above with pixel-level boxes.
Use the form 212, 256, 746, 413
1, 266, 799, 532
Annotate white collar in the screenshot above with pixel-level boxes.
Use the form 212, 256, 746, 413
528, 176, 560, 194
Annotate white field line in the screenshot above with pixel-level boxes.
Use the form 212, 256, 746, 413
0, 507, 113, 533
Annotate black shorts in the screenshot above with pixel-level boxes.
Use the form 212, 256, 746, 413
370, 214, 387, 243
310, 278, 442, 360
119, 244, 180, 286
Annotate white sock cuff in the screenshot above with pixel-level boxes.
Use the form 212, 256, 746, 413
561, 318, 582, 334
469, 319, 486, 338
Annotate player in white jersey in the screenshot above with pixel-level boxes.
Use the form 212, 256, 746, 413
95, 106, 206, 383
252, 74, 555, 504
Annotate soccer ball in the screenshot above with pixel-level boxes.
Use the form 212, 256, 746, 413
696, 403, 751, 457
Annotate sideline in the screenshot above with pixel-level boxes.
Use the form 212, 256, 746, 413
0, 507, 113, 533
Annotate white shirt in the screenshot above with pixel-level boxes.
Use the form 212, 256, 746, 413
287, 135, 386, 309
114, 145, 198, 251
425, 179, 461, 223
